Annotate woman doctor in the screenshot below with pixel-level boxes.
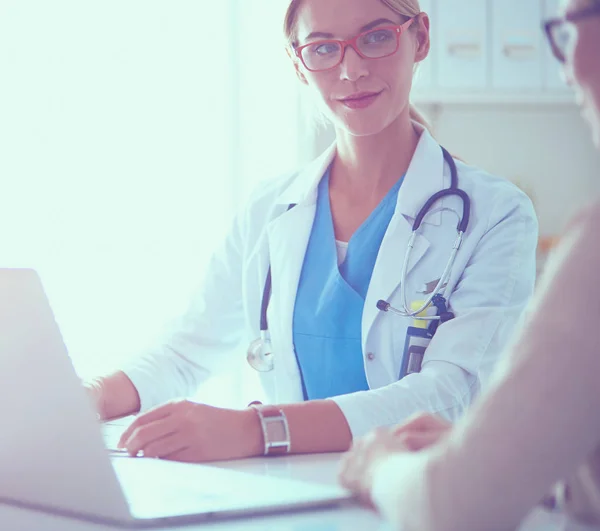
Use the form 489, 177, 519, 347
87, 0, 538, 462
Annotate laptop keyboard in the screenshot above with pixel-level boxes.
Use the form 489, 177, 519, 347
102, 419, 130, 450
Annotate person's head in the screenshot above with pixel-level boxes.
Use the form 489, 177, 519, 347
283, 0, 430, 138
548, 0, 600, 147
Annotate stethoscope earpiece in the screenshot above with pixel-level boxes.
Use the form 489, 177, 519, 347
376, 300, 391, 312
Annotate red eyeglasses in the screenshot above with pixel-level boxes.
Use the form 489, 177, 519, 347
294, 17, 417, 72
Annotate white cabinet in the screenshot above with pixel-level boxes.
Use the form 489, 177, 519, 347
542, 0, 569, 91
412, 0, 572, 104
491, 0, 543, 90
436, 0, 488, 90
412, 0, 435, 92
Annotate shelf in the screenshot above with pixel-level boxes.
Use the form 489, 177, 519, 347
412, 91, 575, 106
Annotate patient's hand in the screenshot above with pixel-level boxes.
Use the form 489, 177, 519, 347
390, 412, 452, 448
338, 413, 452, 507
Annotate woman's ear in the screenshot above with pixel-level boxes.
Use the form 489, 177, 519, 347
286, 47, 309, 85
413, 13, 431, 63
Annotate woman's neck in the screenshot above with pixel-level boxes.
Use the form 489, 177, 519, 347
330, 111, 420, 202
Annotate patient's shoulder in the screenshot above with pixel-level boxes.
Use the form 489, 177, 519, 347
561, 199, 600, 260
566, 198, 600, 231
545, 199, 600, 290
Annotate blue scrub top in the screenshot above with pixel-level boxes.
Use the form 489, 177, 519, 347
292, 168, 403, 400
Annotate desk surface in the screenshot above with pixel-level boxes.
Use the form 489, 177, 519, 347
0, 453, 576, 531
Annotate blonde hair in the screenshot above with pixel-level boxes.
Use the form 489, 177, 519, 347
283, 0, 433, 133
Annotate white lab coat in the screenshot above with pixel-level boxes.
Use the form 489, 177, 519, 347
123, 125, 538, 438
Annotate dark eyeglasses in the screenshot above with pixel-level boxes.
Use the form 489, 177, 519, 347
293, 17, 416, 73
544, 3, 600, 63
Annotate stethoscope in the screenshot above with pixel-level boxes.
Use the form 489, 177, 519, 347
246, 146, 471, 373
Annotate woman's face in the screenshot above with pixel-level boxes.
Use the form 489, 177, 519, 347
292, 0, 429, 137
561, 0, 600, 147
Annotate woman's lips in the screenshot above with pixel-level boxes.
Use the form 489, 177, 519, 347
338, 91, 382, 110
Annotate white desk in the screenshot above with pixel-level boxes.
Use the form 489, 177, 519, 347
0, 453, 576, 531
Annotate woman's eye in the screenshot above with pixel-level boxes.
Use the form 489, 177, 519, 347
314, 43, 339, 56
364, 29, 393, 44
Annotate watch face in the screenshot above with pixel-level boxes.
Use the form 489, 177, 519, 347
266, 419, 287, 443
252, 406, 291, 455
246, 338, 274, 372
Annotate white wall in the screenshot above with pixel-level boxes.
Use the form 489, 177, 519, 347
0, 0, 306, 400
0, 1, 234, 379
234, 0, 309, 205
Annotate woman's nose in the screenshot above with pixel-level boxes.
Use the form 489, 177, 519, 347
339, 45, 369, 81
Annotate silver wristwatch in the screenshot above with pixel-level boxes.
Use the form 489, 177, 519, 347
249, 402, 291, 456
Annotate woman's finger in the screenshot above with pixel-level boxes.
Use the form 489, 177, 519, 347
118, 403, 174, 447
139, 432, 189, 459
123, 416, 178, 456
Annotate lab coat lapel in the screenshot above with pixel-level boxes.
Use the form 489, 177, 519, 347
266, 145, 336, 384
266, 202, 316, 378
362, 214, 430, 350
362, 127, 445, 350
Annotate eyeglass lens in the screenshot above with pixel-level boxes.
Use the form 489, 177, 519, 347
301, 27, 398, 71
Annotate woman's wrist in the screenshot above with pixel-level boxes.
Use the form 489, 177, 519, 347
240, 406, 266, 457
84, 376, 107, 419
85, 371, 141, 421
247, 403, 293, 456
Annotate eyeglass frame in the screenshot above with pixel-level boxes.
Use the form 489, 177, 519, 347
292, 17, 417, 73
543, 3, 600, 63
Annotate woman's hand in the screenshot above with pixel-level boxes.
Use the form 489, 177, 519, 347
83, 372, 141, 421
117, 400, 263, 462
339, 413, 452, 507
83, 378, 107, 420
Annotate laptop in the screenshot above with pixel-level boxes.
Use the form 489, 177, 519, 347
0, 269, 353, 527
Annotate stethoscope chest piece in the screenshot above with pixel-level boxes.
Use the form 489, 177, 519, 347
246, 335, 274, 372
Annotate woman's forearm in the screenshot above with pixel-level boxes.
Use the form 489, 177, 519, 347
281, 399, 353, 454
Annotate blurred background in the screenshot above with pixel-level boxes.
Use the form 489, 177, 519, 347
0, 0, 596, 406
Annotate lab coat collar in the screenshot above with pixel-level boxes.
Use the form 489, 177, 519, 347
275, 144, 336, 206
396, 123, 446, 227
275, 123, 448, 227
